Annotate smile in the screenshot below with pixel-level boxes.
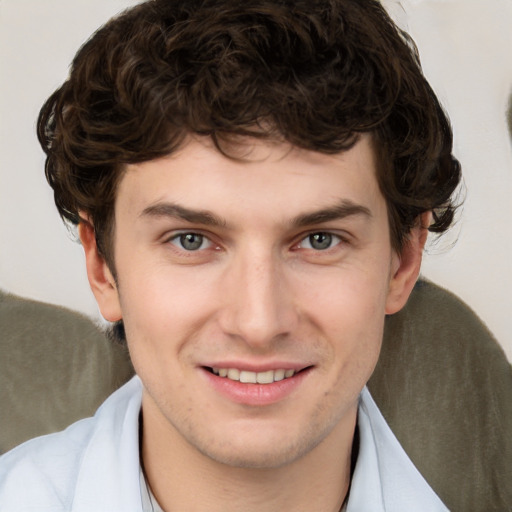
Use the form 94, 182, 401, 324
211, 368, 296, 384
203, 365, 312, 405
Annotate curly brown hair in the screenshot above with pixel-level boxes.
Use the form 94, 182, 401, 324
38, 0, 461, 271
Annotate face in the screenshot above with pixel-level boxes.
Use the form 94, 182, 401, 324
83, 135, 423, 470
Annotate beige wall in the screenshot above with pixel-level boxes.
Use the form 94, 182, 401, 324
1, 0, 511, 361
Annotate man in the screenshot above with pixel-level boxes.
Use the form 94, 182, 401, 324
0, 0, 461, 510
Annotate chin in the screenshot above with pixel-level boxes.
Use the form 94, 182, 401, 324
191, 419, 333, 470
198, 441, 308, 470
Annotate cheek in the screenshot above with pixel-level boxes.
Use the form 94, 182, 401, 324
117, 264, 220, 355
300, 261, 390, 326
298, 264, 389, 368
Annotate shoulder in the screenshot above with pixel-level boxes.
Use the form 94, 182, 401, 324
0, 377, 143, 511
0, 417, 96, 510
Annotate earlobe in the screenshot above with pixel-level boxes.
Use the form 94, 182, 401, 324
385, 212, 431, 315
78, 219, 122, 322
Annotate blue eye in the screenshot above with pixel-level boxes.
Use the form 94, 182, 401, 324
299, 232, 340, 250
170, 233, 211, 251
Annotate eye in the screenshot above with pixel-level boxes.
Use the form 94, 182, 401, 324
298, 232, 342, 251
169, 232, 211, 251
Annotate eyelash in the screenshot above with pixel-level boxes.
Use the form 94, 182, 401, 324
166, 230, 346, 253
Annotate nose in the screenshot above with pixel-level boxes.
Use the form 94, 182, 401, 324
218, 246, 298, 348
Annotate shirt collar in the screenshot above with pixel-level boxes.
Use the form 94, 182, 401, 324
72, 376, 143, 512
346, 387, 448, 511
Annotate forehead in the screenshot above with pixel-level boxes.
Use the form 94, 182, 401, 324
115, 134, 385, 225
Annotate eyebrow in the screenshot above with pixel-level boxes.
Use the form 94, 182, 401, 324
140, 202, 227, 227
140, 199, 371, 229
290, 200, 372, 228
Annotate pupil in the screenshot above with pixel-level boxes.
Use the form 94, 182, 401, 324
181, 233, 203, 250
310, 233, 332, 250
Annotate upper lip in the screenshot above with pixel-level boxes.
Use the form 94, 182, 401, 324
200, 361, 313, 372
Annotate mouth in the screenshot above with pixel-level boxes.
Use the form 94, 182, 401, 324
204, 367, 308, 384
202, 365, 313, 405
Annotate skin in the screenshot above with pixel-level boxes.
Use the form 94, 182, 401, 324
80, 134, 427, 512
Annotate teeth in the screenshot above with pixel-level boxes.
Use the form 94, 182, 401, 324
256, 370, 274, 384
273, 369, 285, 382
227, 368, 240, 380
211, 368, 297, 384
240, 371, 257, 383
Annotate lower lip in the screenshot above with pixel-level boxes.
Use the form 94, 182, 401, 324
201, 368, 312, 406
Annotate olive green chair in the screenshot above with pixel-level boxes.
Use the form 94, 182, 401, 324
1, 280, 511, 511
0, 289, 133, 451
369, 279, 511, 511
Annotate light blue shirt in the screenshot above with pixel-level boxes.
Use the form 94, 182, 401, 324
0, 376, 448, 511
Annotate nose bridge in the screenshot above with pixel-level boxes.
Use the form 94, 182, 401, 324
220, 242, 296, 346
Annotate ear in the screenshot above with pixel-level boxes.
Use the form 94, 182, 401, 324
78, 219, 122, 322
385, 212, 431, 315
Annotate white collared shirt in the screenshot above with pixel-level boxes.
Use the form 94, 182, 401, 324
346, 387, 448, 511
0, 376, 448, 511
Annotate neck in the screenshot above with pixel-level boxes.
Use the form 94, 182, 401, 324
141, 401, 357, 512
